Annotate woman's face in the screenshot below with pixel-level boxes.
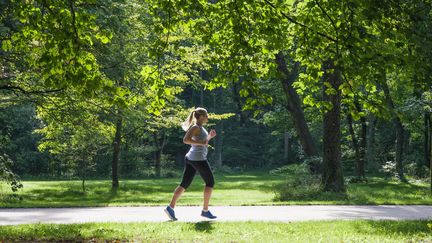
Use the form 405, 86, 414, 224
197, 113, 208, 124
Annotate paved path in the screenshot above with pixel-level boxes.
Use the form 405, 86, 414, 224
1, 206, 432, 225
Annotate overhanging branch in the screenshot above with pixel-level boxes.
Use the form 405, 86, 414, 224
262, 0, 337, 43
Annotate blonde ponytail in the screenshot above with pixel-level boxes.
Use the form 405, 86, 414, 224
181, 111, 195, 131
181, 107, 208, 131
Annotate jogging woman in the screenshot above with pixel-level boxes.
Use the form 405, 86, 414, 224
164, 107, 217, 220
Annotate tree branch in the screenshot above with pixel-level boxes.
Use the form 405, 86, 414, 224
262, 0, 337, 43
0, 85, 64, 95
314, 0, 337, 33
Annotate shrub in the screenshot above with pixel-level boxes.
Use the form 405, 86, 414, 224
271, 163, 321, 201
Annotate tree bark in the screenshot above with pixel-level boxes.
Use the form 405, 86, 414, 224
111, 115, 122, 189
275, 51, 319, 157
430, 118, 432, 193
354, 100, 367, 176
322, 60, 345, 192
382, 81, 407, 182
284, 132, 290, 163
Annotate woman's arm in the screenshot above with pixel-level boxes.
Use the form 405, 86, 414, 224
183, 126, 208, 146
207, 129, 217, 141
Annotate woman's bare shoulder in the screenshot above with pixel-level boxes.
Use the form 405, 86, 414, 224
187, 125, 200, 134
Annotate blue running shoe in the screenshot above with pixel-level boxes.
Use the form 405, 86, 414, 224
201, 210, 217, 219
164, 206, 177, 221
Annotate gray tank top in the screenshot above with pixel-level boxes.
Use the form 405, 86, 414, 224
185, 125, 208, 161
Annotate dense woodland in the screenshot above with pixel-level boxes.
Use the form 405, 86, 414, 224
1, 0, 431, 193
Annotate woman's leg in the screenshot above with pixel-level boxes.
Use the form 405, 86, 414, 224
189, 160, 215, 211
203, 186, 213, 211
170, 159, 196, 208
169, 186, 185, 208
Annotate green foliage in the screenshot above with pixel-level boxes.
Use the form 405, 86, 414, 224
35, 95, 114, 180
1, 0, 432, 197
5, 0, 113, 96
0, 154, 22, 192
271, 163, 321, 201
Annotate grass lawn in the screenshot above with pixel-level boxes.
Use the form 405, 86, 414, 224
1, 171, 431, 207
0, 220, 431, 242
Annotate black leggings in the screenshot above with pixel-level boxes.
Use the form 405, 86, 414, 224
180, 157, 215, 189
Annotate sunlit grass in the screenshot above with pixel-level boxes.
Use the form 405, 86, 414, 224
1, 172, 431, 207
0, 220, 431, 242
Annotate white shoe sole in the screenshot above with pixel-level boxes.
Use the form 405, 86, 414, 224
201, 215, 217, 219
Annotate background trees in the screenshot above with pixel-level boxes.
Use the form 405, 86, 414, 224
1, 0, 431, 194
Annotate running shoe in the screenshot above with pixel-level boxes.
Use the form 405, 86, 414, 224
201, 210, 217, 219
164, 206, 177, 221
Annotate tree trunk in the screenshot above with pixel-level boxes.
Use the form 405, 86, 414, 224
81, 153, 86, 192
200, 87, 204, 107
275, 52, 319, 157
153, 132, 166, 178
153, 132, 161, 178
347, 114, 363, 178
425, 112, 431, 169
382, 81, 407, 182
322, 60, 345, 192
214, 121, 223, 169
395, 124, 405, 180
154, 151, 161, 178
366, 115, 378, 171
232, 82, 246, 126
111, 115, 122, 189
430, 119, 432, 193
284, 132, 290, 163
355, 100, 367, 176
213, 87, 223, 169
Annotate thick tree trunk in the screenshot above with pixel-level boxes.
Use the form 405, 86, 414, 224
382, 81, 407, 182
366, 115, 377, 171
111, 115, 122, 189
275, 52, 319, 157
322, 60, 345, 192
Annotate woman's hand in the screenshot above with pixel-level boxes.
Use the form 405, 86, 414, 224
209, 129, 217, 140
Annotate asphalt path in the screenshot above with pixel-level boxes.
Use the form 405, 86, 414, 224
1, 205, 431, 225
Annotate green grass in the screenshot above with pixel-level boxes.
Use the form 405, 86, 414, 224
0, 220, 431, 242
1, 172, 431, 207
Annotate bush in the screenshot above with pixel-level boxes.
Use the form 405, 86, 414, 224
404, 162, 429, 179
162, 170, 181, 178
380, 160, 397, 178
271, 163, 321, 201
